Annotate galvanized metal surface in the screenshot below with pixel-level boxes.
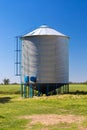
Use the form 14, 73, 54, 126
23, 25, 68, 37
21, 35, 69, 83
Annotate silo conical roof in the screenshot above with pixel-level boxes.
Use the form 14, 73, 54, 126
23, 25, 68, 37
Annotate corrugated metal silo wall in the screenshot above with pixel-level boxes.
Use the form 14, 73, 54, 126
21, 36, 69, 84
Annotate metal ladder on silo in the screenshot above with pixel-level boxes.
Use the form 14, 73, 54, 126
15, 36, 21, 76
15, 36, 24, 97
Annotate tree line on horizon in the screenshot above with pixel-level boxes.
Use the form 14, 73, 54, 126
0, 78, 87, 85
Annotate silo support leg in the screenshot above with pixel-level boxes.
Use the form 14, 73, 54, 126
66, 84, 69, 93
29, 84, 33, 98
58, 87, 61, 94
46, 85, 49, 96
63, 85, 65, 93
28, 85, 30, 98
38, 85, 40, 96
20, 84, 23, 97
63, 85, 65, 94
64, 84, 69, 93
24, 84, 27, 98
56, 85, 58, 95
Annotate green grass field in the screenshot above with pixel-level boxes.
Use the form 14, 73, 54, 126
0, 84, 87, 130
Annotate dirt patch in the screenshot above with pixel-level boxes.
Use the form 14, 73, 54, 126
79, 127, 87, 130
20, 114, 85, 125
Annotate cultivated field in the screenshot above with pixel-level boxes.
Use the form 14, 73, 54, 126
0, 84, 87, 130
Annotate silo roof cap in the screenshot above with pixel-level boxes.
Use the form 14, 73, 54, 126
40, 25, 49, 28
23, 25, 68, 38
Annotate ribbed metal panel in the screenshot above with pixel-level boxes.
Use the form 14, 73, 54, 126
21, 35, 69, 84
56, 37, 69, 83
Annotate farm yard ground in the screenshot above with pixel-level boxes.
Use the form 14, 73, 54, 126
0, 84, 87, 130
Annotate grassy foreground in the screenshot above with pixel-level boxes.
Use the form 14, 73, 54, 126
0, 84, 87, 130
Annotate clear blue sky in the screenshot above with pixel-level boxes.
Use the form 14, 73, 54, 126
0, 0, 87, 83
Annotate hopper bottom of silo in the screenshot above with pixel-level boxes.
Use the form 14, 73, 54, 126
35, 83, 69, 94
20, 83, 69, 98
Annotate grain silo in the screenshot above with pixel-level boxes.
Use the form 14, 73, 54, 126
18, 25, 69, 97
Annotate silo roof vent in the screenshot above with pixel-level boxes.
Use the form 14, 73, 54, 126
40, 25, 49, 28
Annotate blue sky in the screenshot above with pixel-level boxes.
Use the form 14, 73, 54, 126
0, 0, 87, 83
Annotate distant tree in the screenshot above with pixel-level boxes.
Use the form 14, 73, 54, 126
69, 81, 73, 84
3, 78, 10, 85
85, 81, 87, 84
